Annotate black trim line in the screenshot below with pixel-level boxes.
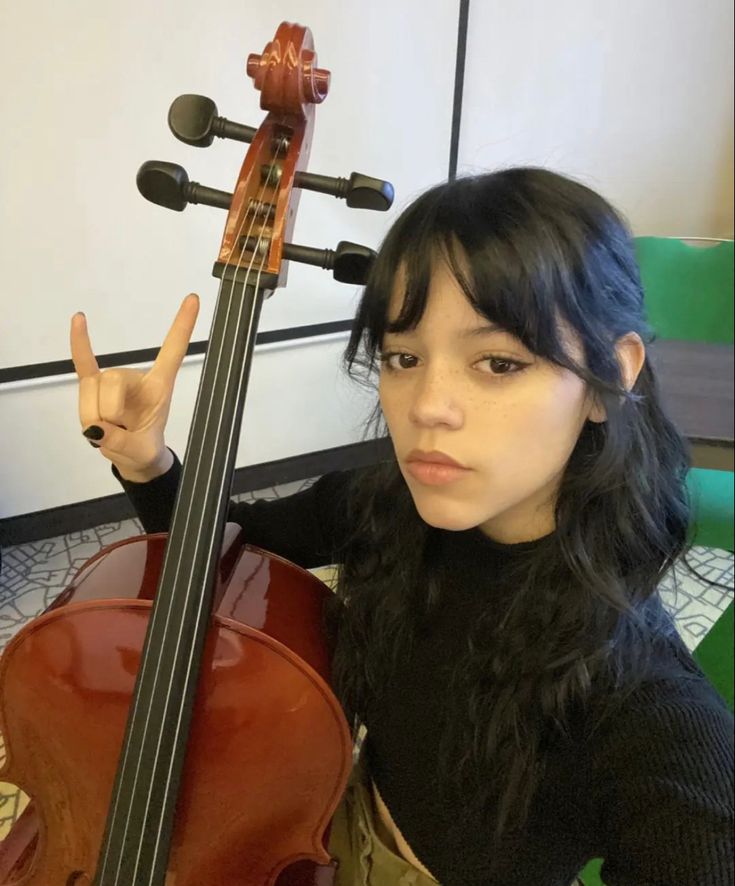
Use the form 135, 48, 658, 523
0, 319, 354, 386
0, 437, 392, 547
449, 0, 470, 180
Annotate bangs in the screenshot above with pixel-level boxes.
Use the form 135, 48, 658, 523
358, 175, 586, 374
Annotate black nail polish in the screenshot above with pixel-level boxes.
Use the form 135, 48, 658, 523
88, 440, 101, 448
83, 425, 104, 441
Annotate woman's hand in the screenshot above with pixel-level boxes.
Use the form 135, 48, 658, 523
70, 293, 200, 482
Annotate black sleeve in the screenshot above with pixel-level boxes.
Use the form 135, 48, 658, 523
112, 450, 183, 535
590, 672, 734, 885
112, 448, 357, 569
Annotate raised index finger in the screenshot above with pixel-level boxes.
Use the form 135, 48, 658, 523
70, 312, 100, 379
152, 293, 200, 381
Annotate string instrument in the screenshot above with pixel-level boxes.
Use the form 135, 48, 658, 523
0, 22, 393, 885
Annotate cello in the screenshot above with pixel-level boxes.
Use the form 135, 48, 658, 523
0, 21, 394, 884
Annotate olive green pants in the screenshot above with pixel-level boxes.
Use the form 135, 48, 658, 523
326, 745, 585, 886
327, 746, 440, 885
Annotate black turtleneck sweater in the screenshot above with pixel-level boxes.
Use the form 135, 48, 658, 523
113, 451, 734, 886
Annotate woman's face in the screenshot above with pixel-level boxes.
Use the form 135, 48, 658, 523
379, 260, 609, 544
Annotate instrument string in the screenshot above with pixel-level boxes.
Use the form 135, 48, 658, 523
101, 126, 288, 885
142, 138, 281, 884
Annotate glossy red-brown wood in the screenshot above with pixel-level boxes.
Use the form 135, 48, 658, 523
217, 22, 329, 284
0, 527, 351, 885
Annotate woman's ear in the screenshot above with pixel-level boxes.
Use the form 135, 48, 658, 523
587, 332, 646, 423
617, 331, 646, 392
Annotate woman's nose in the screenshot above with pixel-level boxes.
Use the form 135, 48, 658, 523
408, 371, 463, 428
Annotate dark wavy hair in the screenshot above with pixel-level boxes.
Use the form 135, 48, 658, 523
322, 166, 697, 851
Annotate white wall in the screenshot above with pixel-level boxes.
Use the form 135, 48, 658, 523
0, 336, 376, 515
459, 0, 734, 236
1, 0, 732, 520
0, 0, 456, 518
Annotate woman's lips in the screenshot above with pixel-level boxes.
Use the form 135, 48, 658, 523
404, 461, 471, 485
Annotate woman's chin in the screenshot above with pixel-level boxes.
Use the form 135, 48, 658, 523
413, 500, 488, 533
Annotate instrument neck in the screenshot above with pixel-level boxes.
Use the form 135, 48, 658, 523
95, 268, 276, 885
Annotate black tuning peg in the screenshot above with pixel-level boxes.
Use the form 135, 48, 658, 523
168, 94, 257, 147
137, 161, 375, 284
166, 94, 393, 212
137, 160, 394, 218
295, 171, 394, 211
284, 241, 375, 285
136, 161, 232, 211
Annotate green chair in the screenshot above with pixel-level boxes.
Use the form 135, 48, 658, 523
635, 237, 734, 345
635, 236, 733, 554
578, 237, 734, 886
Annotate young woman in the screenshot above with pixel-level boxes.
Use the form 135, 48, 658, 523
71, 167, 734, 885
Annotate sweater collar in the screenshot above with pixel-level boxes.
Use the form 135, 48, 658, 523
465, 525, 556, 555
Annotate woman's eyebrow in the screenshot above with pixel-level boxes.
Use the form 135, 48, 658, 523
383, 322, 508, 339
459, 323, 505, 338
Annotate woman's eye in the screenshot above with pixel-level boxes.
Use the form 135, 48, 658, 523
379, 352, 526, 376
477, 357, 526, 375
379, 352, 416, 370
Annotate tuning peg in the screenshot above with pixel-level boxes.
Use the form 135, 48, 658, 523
218, 238, 374, 285
137, 161, 374, 284
165, 95, 393, 211
295, 171, 394, 211
137, 161, 394, 219
168, 94, 257, 147
136, 161, 232, 211
283, 241, 375, 284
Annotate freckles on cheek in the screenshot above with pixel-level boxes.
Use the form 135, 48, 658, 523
494, 382, 585, 460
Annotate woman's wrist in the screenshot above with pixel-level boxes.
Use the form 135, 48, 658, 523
116, 448, 174, 484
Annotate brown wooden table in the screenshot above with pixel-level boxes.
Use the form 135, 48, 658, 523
649, 339, 734, 471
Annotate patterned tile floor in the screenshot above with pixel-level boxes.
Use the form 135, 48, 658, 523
0, 475, 732, 848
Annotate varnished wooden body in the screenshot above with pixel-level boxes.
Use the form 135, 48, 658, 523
0, 526, 352, 884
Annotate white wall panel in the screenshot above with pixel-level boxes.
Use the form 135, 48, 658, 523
0, 0, 457, 517
459, 0, 733, 236
0, 337, 376, 517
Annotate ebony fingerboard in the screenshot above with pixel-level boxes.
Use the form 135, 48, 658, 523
94, 270, 277, 886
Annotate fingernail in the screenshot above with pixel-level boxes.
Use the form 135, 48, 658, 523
88, 440, 101, 448
83, 425, 104, 440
